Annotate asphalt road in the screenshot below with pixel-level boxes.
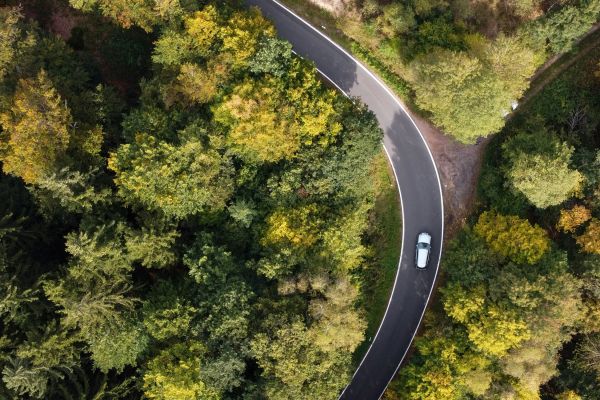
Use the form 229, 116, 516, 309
244, 1, 445, 398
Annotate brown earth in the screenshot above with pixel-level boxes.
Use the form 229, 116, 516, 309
405, 111, 488, 239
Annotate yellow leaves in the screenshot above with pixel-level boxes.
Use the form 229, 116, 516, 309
184, 6, 274, 67
443, 283, 486, 324
213, 80, 298, 162
321, 204, 369, 272
0, 69, 71, 184
557, 205, 592, 232
143, 342, 219, 400
467, 305, 531, 357
556, 391, 583, 400
474, 211, 550, 264
214, 70, 341, 162
262, 205, 320, 249
162, 62, 228, 107
576, 218, 600, 255
443, 283, 530, 357
220, 8, 275, 68
214, 80, 300, 162
307, 278, 366, 353
185, 5, 220, 55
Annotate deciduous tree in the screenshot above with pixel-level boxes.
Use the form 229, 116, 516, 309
474, 211, 550, 264
109, 133, 234, 219
577, 219, 600, 255
0, 70, 71, 184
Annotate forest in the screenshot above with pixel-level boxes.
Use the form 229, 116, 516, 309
0, 0, 599, 399
386, 28, 600, 400
285, 0, 599, 142
0, 1, 386, 398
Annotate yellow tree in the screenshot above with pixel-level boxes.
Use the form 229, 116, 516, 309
577, 218, 600, 255
261, 204, 320, 250
557, 205, 592, 233
0, 70, 71, 184
474, 211, 550, 264
213, 62, 341, 163
219, 8, 275, 69
185, 5, 221, 56
213, 79, 301, 162
143, 342, 220, 400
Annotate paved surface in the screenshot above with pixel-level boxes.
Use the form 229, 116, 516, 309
244, 1, 444, 398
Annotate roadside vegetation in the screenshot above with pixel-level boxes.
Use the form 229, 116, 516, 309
0, 2, 389, 398
354, 152, 402, 363
385, 32, 600, 400
1, 0, 599, 400
277, 0, 599, 143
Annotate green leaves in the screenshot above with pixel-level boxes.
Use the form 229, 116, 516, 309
409, 36, 538, 143
503, 131, 584, 208
0, 3, 385, 399
109, 134, 234, 219
142, 342, 220, 400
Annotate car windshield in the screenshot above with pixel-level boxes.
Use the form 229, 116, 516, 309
417, 243, 429, 250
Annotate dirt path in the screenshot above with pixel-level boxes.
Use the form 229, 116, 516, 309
519, 22, 600, 109
402, 111, 488, 239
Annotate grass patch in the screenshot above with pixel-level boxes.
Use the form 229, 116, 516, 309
354, 150, 402, 364
349, 41, 412, 99
270, 0, 414, 103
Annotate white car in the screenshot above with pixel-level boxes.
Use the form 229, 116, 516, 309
415, 232, 432, 269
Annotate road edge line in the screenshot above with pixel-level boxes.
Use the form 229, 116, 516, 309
261, 1, 446, 398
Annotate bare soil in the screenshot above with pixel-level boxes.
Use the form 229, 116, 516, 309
405, 111, 488, 239
305, 0, 350, 16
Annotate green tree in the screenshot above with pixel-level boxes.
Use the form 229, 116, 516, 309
503, 131, 583, 208
573, 334, 600, 380
125, 226, 179, 269
69, 0, 158, 32
142, 280, 198, 341
409, 37, 537, 143
251, 320, 354, 400
43, 223, 138, 347
527, 0, 600, 54
0, 7, 35, 84
248, 36, 293, 77
377, 3, 416, 37
30, 168, 112, 215
142, 341, 220, 400
87, 317, 149, 373
109, 133, 234, 219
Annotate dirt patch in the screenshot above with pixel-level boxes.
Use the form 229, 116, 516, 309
306, 0, 351, 17
405, 110, 488, 239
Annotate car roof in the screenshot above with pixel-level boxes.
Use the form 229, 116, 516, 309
416, 248, 429, 268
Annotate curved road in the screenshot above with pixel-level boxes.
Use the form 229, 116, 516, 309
244, 1, 445, 398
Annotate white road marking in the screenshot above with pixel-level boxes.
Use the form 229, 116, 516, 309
263, 1, 446, 398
